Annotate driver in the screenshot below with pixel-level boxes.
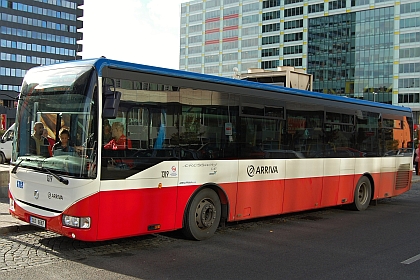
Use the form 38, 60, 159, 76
53, 129, 75, 155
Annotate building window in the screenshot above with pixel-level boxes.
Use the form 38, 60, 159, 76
284, 7, 303, 17
351, 0, 369, 6
329, 0, 346, 10
400, 17, 420, 29
285, 0, 303, 4
243, 3, 259, 13
399, 62, 420, 74
262, 35, 280, 45
262, 11, 280, 21
262, 48, 279, 57
243, 14, 259, 24
188, 56, 202, 65
398, 93, 420, 103
205, 54, 219, 63
242, 26, 259, 36
189, 13, 203, 23
284, 19, 303, 30
262, 23, 280, 33
399, 47, 420, 59
222, 52, 238, 61
189, 3, 203, 12
242, 50, 258, 59
283, 58, 302, 67
399, 78, 420, 88
263, 0, 280, 9
309, 3, 324, 13
284, 32, 303, 42
261, 60, 279, 69
242, 38, 259, 48
400, 2, 420, 14
399, 32, 420, 44
283, 45, 302, 55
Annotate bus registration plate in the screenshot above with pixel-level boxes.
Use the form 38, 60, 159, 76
30, 216, 46, 228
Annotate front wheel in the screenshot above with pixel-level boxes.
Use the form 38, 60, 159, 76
351, 176, 372, 211
182, 188, 221, 241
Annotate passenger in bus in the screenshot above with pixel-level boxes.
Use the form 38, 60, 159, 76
43, 128, 56, 156
29, 122, 50, 157
53, 129, 75, 156
104, 122, 132, 150
103, 121, 112, 144
415, 143, 419, 175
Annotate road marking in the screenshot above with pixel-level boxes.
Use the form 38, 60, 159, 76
401, 254, 420, 265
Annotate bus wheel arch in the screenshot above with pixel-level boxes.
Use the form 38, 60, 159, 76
182, 184, 227, 241
350, 174, 373, 211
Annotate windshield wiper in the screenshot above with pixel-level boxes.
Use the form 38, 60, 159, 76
12, 157, 44, 174
42, 167, 69, 185
11, 159, 24, 174
12, 157, 69, 185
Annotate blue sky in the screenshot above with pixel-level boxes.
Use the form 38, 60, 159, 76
80, 0, 189, 69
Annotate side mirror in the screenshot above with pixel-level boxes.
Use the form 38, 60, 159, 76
103, 89, 121, 119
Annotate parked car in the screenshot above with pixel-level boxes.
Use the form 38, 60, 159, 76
0, 123, 15, 163
384, 148, 413, 157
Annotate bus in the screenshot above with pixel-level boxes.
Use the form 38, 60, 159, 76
9, 58, 413, 241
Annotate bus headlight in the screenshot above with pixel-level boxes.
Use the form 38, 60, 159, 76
62, 215, 91, 229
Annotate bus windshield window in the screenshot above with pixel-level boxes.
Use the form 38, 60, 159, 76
13, 66, 98, 179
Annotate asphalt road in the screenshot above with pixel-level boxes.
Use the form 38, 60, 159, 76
1, 182, 420, 280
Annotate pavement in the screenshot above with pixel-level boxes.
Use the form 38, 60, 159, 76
1, 171, 420, 236
0, 197, 38, 234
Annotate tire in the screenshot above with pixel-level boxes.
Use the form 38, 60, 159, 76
182, 188, 221, 241
351, 176, 372, 211
0, 153, 5, 164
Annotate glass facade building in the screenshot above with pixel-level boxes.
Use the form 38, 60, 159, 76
179, 0, 420, 120
0, 0, 83, 127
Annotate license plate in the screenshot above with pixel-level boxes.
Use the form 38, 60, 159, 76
30, 216, 46, 228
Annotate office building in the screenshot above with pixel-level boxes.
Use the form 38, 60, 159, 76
179, 0, 420, 120
0, 0, 83, 127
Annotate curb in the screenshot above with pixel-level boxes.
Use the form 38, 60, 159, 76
0, 224, 40, 235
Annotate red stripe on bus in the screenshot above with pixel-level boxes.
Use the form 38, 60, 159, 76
9, 170, 411, 241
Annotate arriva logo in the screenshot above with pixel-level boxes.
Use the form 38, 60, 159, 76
247, 165, 278, 177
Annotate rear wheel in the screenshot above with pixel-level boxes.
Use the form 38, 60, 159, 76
182, 188, 221, 241
351, 176, 372, 211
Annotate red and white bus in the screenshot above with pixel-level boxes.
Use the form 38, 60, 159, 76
9, 58, 414, 241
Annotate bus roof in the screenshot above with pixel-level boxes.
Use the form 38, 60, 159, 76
32, 58, 412, 114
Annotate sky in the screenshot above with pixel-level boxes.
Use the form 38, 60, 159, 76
80, 0, 190, 70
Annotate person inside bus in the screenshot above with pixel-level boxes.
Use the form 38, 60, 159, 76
29, 122, 50, 157
43, 128, 56, 156
53, 129, 75, 156
104, 122, 132, 150
103, 120, 112, 144
415, 143, 420, 175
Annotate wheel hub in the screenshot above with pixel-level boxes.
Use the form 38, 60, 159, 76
195, 199, 217, 229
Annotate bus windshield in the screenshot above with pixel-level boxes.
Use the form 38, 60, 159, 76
13, 65, 98, 179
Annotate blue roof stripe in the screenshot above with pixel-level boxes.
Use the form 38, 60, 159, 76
63, 58, 413, 114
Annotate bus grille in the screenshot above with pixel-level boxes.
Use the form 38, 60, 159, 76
395, 163, 411, 189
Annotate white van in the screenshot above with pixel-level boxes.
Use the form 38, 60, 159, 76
0, 123, 15, 163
